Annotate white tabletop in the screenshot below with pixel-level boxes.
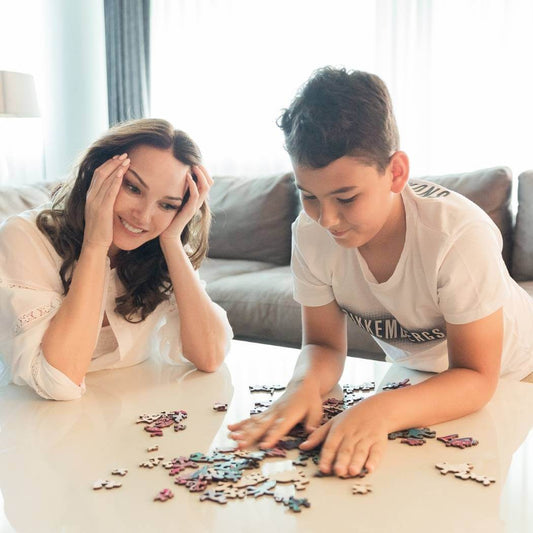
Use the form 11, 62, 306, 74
0, 340, 532, 533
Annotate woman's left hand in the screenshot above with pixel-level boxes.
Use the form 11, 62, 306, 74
160, 164, 213, 243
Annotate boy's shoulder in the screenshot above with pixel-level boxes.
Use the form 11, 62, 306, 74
404, 179, 495, 234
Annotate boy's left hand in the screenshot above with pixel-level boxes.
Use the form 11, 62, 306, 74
299, 398, 389, 477
160, 164, 213, 243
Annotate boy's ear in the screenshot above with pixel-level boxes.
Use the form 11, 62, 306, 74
389, 151, 409, 193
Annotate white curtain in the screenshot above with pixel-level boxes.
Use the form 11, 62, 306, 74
150, 0, 533, 179
0, 0, 45, 185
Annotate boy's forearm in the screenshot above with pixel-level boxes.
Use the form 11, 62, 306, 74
290, 343, 346, 397
374, 367, 498, 432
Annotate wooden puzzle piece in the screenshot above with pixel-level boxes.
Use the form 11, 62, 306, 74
401, 437, 426, 446
147, 445, 159, 452
388, 427, 436, 440
217, 486, 247, 499
213, 402, 228, 412
233, 472, 268, 488
435, 462, 474, 475
275, 495, 311, 512
154, 488, 174, 502
200, 490, 228, 504
269, 469, 308, 485
352, 483, 372, 495
92, 479, 110, 490
382, 378, 411, 390
246, 479, 277, 498
454, 472, 496, 486
111, 468, 128, 476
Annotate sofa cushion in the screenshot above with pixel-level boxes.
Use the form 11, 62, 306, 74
206, 265, 384, 359
0, 182, 54, 224
416, 167, 513, 267
207, 173, 299, 265
199, 257, 277, 285
512, 171, 533, 280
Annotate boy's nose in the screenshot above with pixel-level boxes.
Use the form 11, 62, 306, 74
318, 203, 338, 229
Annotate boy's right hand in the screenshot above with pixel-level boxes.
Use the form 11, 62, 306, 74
83, 154, 130, 250
227, 381, 324, 449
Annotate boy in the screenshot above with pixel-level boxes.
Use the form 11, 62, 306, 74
228, 67, 533, 477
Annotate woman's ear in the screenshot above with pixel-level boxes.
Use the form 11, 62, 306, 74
389, 151, 409, 193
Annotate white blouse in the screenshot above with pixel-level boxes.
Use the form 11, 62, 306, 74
0, 208, 233, 400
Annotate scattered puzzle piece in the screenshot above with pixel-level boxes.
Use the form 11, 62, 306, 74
383, 378, 411, 390
275, 495, 311, 512
401, 437, 426, 446
455, 472, 496, 486
388, 427, 436, 440
435, 462, 474, 475
154, 488, 174, 502
246, 479, 277, 498
200, 489, 228, 504
213, 402, 228, 412
352, 483, 372, 495
111, 468, 128, 476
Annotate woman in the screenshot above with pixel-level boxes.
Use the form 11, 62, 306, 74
0, 118, 233, 400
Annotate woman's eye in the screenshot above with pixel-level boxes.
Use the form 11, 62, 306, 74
160, 203, 179, 211
124, 180, 140, 194
338, 195, 357, 204
301, 195, 317, 202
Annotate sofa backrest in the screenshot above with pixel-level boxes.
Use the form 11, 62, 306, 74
207, 173, 299, 265
414, 167, 514, 268
512, 170, 533, 281
0, 182, 56, 225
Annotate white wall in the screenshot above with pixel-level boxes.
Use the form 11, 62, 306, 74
0, 0, 108, 184
42, 0, 109, 181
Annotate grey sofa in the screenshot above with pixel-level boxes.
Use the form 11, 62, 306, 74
1, 167, 532, 361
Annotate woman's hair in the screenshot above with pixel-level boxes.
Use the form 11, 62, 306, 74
36, 118, 211, 322
278, 67, 399, 171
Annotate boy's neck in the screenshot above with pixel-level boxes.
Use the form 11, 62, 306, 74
358, 195, 406, 283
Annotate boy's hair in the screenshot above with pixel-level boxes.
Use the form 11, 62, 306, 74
278, 67, 399, 171
36, 118, 211, 323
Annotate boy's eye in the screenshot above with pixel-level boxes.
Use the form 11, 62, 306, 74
337, 195, 357, 204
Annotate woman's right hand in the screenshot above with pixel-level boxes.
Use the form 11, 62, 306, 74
227, 380, 324, 449
83, 154, 130, 250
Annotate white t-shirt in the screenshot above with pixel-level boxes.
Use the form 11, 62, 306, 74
0, 209, 233, 400
292, 179, 533, 380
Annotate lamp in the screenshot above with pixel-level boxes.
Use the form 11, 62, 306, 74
0, 71, 40, 117
0, 71, 42, 183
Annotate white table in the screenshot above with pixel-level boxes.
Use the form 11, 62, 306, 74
0, 340, 532, 533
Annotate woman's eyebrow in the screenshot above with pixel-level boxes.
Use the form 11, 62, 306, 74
127, 168, 183, 202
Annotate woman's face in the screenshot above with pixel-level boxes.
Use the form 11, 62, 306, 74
109, 144, 189, 255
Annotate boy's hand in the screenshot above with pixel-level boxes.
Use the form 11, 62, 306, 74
228, 381, 324, 449
160, 164, 213, 243
300, 398, 389, 477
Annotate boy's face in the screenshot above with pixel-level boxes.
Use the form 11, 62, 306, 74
294, 154, 408, 251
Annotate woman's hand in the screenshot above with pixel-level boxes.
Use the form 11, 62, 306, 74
160, 164, 213, 244
228, 381, 324, 449
83, 154, 130, 250
300, 396, 389, 477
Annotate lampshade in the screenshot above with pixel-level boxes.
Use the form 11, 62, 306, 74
0, 71, 40, 117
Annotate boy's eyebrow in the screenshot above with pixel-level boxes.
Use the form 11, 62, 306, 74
127, 168, 183, 202
296, 184, 358, 195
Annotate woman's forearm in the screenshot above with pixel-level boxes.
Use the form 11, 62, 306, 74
41, 244, 108, 384
161, 240, 228, 371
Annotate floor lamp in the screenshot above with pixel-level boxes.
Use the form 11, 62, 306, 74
0, 71, 41, 182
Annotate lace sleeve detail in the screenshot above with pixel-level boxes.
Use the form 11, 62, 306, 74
14, 297, 62, 336
30, 351, 52, 399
